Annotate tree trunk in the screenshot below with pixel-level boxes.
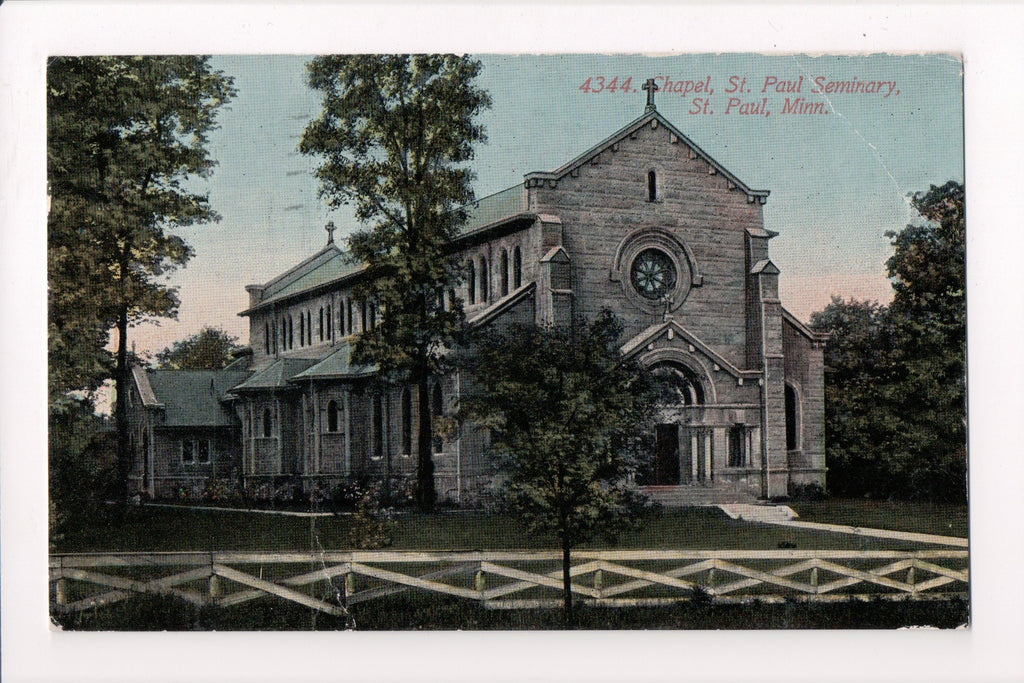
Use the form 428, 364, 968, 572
415, 371, 435, 512
561, 513, 575, 629
114, 305, 130, 504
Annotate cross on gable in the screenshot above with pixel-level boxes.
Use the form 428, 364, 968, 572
642, 78, 660, 112
325, 222, 336, 244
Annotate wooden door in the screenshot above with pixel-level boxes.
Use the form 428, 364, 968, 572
654, 424, 680, 485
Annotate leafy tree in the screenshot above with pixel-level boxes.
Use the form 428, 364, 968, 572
811, 181, 966, 502
464, 312, 656, 628
47, 56, 235, 502
155, 326, 243, 370
300, 55, 491, 511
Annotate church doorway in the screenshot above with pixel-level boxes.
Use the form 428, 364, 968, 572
654, 424, 680, 485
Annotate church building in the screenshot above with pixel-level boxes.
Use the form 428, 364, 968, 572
127, 89, 827, 505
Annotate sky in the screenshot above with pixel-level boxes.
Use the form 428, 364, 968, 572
138, 52, 963, 361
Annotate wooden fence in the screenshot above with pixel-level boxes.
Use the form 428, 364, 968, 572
50, 549, 969, 615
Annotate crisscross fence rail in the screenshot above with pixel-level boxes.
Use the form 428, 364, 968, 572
50, 549, 969, 615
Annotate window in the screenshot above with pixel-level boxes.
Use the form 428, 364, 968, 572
368, 302, 376, 330
182, 439, 194, 464
299, 312, 305, 346
728, 424, 746, 467
327, 400, 339, 433
630, 248, 677, 300
181, 439, 212, 464
500, 248, 509, 297
288, 315, 294, 349
319, 307, 324, 342
272, 322, 277, 354
401, 388, 412, 457
346, 299, 353, 335
306, 310, 312, 344
785, 384, 800, 451
327, 305, 332, 340
197, 439, 211, 464
372, 395, 384, 458
432, 382, 443, 453
479, 256, 488, 303
648, 170, 657, 201
265, 322, 270, 354
513, 246, 522, 289
263, 408, 273, 438
467, 260, 476, 304
361, 301, 368, 332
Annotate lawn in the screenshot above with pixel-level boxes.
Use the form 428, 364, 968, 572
53, 503, 942, 554
789, 499, 968, 538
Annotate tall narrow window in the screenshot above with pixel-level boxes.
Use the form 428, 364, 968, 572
181, 439, 194, 464
479, 256, 488, 303
500, 248, 509, 297
346, 299, 353, 335
327, 400, 339, 433
299, 313, 305, 346
369, 302, 377, 330
272, 322, 277, 354
287, 316, 293, 349
263, 408, 273, 438
728, 424, 746, 467
265, 323, 270, 354
648, 170, 657, 201
513, 246, 522, 289
401, 388, 412, 456
327, 305, 332, 340
785, 384, 800, 451
306, 310, 312, 343
319, 307, 324, 341
467, 260, 476, 304
197, 439, 211, 464
372, 395, 384, 458
431, 382, 443, 453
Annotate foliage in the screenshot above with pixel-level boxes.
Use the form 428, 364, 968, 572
300, 55, 491, 512
811, 181, 966, 503
463, 311, 657, 627
154, 326, 244, 370
47, 56, 236, 501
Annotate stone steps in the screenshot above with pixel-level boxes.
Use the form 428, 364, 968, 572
644, 485, 758, 507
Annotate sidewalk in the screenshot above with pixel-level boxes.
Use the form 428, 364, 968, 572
719, 503, 968, 548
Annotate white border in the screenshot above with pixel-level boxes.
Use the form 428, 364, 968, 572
2, 3, 1022, 683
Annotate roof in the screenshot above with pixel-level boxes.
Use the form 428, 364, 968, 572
230, 357, 321, 392
466, 281, 537, 328
241, 245, 364, 315
143, 369, 253, 427
525, 109, 770, 201
457, 184, 530, 237
619, 319, 760, 380
291, 342, 377, 381
782, 308, 830, 344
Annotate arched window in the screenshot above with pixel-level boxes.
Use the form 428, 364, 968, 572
327, 400, 339, 433
272, 322, 277, 354
372, 395, 383, 458
513, 246, 522, 289
265, 322, 270, 354
431, 382, 443, 453
306, 310, 312, 344
479, 256, 488, 303
263, 408, 272, 438
650, 362, 705, 406
299, 313, 304, 346
346, 299, 353, 335
401, 388, 412, 456
500, 248, 509, 297
467, 260, 476, 304
327, 305, 332, 340
361, 301, 368, 332
648, 170, 657, 201
319, 306, 324, 342
785, 384, 800, 451
287, 316, 293, 349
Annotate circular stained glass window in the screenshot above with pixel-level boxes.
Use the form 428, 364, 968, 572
630, 248, 677, 300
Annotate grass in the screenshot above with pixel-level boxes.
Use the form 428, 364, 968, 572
53, 502, 947, 554
789, 499, 968, 538
52, 592, 969, 631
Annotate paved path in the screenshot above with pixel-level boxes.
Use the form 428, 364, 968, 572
719, 504, 968, 548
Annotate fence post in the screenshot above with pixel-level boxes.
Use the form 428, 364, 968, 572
209, 574, 222, 599
810, 567, 819, 590
594, 569, 603, 592
56, 578, 68, 606
475, 563, 486, 594
706, 568, 715, 589
345, 571, 355, 596
907, 564, 916, 594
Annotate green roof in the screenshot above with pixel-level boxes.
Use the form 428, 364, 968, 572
459, 184, 527, 235
256, 246, 364, 310
230, 357, 321, 392
145, 370, 253, 427
292, 342, 377, 381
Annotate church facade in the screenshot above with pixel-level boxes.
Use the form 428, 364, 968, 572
127, 100, 826, 505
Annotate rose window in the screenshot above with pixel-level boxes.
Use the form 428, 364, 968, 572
630, 249, 677, 300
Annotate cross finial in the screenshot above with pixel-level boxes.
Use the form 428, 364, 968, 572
642, 78, 660, 112
325, 222, 336, 245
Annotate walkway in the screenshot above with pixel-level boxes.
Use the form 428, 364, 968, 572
718, 504, 968, 548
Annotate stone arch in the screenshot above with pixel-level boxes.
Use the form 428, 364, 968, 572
638, 348, 717, 405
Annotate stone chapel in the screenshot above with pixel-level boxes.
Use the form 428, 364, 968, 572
127, 89, 827, 505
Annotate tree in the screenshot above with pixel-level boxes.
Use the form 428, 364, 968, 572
464, 312, 656, 628
48, 57, 236, 502
811, 181, 966, 502
155, 326, 243, 370
300, 55, 491, 511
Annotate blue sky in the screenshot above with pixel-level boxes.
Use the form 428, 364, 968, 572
138, 53, 963, 357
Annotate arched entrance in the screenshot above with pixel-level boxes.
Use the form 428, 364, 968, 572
647, 361, 708, 486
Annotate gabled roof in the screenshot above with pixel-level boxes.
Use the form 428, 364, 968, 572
619, 319, 760, 380
782, 308, 830, 344
241, 244, 364, 315
143, 369, 253, 427
525, 109, 769, 202
466, 281, 537, 328
229, 357, 321, 392
291, 342, 377, 381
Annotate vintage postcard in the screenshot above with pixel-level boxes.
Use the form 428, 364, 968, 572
6, 3, 1022, 682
